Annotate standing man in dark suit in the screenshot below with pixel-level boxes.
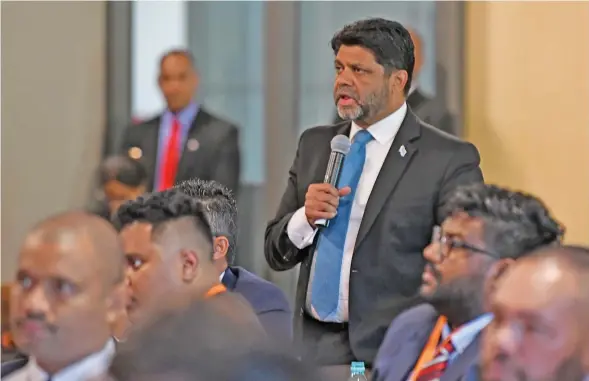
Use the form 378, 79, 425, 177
264, 18, 483, 372
372, 184, 564, 381
121, 49, 240, 194
175, 179, 292, 343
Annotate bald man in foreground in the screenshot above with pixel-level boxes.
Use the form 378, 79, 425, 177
479, 245, 589, 381
2, 212, 126, 380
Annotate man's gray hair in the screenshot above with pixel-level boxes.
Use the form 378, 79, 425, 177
175, 178, 238, 263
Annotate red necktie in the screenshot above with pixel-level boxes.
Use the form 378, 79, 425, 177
159, 117, 181, 191
414, 337, 456, 381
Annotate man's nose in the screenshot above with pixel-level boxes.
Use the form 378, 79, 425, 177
22, 285, 50, 317
423, 242, 438, 262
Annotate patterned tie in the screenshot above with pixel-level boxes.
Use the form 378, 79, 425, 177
159, 117, 181, 191
310, 130, 373, 320
415, 338, 457, 381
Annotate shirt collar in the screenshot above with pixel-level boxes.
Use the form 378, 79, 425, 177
442, 313, 493, 354
163, 101, 199, 127
350, 102, 407, 145
28, 339, 115, 381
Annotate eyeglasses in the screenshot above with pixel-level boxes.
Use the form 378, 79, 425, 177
430, 225, 498, 264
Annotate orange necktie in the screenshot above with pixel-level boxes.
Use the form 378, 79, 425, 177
159, 118, 181, 191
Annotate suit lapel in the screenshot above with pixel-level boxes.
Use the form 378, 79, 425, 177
387, 320, 436, 381
441, 334, 482, 381
354, 111, 421, 250
176, 110, 209, 180
141, 118, 161, 191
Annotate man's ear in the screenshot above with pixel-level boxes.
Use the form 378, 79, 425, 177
484, 258, 515, 310
180, 249, 199, 283
212, 236, 229, 262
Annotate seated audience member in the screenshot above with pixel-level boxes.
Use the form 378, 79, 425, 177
2, 212, 126, 380
115, 188, 264, 335
478, 245, 589, 381
110, 297, 274, 381
372, 184, 564, 381
176, 179, 292, 341
92, 155, 147, 220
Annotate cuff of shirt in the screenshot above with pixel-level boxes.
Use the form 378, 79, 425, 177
286, 207, 318, 249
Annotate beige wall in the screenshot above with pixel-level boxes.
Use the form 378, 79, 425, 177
1, 2, 107, 279
465, 2, 589, 245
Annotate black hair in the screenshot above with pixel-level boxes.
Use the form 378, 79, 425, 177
331, 17, 415, 95
441, 183, 565, 259
98, 155, 147, 188
160, 48, 196, 69
115, 188, 213, 249
175, 179, 238, 264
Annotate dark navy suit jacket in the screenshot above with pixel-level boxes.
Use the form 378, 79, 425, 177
222, 266, 293, 343
373, 304, 481, 381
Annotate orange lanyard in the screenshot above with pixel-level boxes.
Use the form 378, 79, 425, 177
408, 315, 448, 381
205, 283, 227, 298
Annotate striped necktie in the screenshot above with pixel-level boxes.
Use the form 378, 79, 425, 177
415, 338, 457, 381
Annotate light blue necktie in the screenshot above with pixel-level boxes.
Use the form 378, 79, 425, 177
310, 129, 373, 320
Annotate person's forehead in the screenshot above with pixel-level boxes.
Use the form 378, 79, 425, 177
161, 54, 192, 71
336, 45, 379, 65
493, 260, 577, 314
19, 235, 97, 281
120, 222, 155, 248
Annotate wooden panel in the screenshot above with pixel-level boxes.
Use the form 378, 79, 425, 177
464, 2, 589, 245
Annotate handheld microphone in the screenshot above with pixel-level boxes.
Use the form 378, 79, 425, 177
315, 134, 351, 228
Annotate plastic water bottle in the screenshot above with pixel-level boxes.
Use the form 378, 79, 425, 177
348, 361, 368, 381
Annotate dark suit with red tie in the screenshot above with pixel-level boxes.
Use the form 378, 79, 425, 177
121, 104, 240, 194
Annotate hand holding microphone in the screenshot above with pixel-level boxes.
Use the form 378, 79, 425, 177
304, 135, 351, 228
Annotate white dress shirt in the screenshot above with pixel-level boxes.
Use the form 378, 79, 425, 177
287, 102, 408, 322
4, 339, 115, 381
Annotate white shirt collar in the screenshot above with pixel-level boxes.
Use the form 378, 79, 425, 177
26, 339, 115, 381
350, 102, 407, 145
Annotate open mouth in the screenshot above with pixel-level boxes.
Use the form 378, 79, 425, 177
337, 94, 357, 106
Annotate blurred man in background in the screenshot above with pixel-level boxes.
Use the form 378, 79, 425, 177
332, 29, 455, 136
3, 212, 126, 380
373, 184, 564, 381
116, 189, 262, 336
479, 245, 589, 381
92, 155, 148, 220
176, 179, 293, 342
121, 49, 240, 194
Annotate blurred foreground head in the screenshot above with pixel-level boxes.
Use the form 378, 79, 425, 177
481, 245, 589, 381
10, 212, 125, 375
420, 183, 564, 326
109, 296, 311, 381
98, 155, 147, 217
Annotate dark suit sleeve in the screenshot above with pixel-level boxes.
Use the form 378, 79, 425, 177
257, 309, 294, 343
435, 142, 484, 224
264, 133, 309, 272
212, 126, 241, 194
120, 124, 136, 153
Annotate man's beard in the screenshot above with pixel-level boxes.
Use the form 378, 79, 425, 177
336, 84, 389, 123
481, 352, 587, 381
422, 270, 486, 327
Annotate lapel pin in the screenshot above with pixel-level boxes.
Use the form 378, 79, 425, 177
399, 145, 407, 158
128, 147, 142, 159
187, 138, 200, 152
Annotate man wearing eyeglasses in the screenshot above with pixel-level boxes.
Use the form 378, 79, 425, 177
372, 183, 564, 381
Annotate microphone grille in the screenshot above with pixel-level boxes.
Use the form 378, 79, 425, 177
331, 134, 351, 155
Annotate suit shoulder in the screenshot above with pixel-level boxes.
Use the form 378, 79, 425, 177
390, 303, 438, 329
233, 267, 291, 313
199, 107, 239, 132
131, 115, 160, 129
419, 121, 478, 151
1, 356, 28, 377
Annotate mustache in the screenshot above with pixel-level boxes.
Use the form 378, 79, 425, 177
15, 313, 58, 333
425, 262, 443, 283
335, 87, 359, 101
